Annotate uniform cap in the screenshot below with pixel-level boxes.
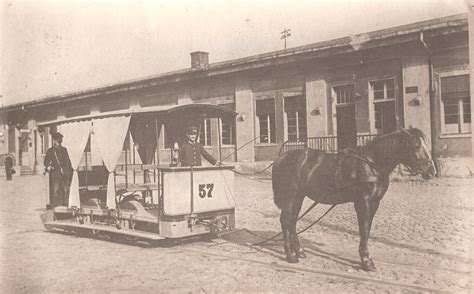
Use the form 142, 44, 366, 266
186, 126, 198, 134
52, 132, 63, 139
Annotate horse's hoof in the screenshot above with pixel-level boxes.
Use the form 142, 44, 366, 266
296, 250, 307, 259
287, 255, 299, 263
361, 258, 376, 272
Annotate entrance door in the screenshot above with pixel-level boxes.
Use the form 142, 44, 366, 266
18, 132, 29, 166
336, 104, 357, 150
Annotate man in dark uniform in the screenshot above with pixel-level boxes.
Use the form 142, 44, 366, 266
44, 132, 72, 207
4, 155, 14, 180
179, 126, 221, 167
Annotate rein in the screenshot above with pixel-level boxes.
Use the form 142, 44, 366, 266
251, 201, 331, 246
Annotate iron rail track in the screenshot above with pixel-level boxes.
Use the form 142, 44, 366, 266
182, 246, 454, 293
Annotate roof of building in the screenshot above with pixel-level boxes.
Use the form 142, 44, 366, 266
2, 13, 468, 112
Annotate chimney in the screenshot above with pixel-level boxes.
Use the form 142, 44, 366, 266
191, 51, 209, 70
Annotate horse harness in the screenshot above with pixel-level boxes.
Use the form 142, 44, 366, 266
334, 149, 384, 190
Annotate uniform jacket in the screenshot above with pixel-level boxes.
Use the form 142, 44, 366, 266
179, 141, 217, 166
44, 145, 72, 179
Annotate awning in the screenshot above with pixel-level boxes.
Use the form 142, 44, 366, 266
37, 103, 237, 127
163, 104, 238, 143
37, 104, 175, 127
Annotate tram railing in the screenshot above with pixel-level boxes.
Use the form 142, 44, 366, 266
280, 134, 379, 154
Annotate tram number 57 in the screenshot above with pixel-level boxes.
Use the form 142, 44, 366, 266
198, 183, 214, 198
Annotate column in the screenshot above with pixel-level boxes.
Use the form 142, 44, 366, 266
305, 73, 328, 137
235, 79, 255, 162
27, 119, 38, 172
402, 54, 432, 147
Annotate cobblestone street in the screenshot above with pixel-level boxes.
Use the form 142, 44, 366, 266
1, 174, 473, 292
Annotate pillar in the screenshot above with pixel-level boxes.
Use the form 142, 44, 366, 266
305, 73, 329, 137
235, 79, 255, 162
402, 54, 432, 147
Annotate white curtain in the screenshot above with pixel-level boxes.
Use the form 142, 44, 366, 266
92, 116, 131, 209
57, 120, 92, 208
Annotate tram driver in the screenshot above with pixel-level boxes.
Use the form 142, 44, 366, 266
44, 132, 72, 207
178, 126, 222, 167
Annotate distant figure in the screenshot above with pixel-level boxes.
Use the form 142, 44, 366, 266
44, 132, 72, 207
179, 126, 221, 167
4, 155, 14, 181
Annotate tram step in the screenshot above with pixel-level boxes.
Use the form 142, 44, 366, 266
44, 220, 165, 241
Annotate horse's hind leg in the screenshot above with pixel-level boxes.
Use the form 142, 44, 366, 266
290, 195, 306, 259
280, 205, 298, 263
354, 198, 380, 272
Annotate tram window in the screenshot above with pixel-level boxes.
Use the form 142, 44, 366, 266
85, 136, 91, 152
199, 119, 212, 146
163, 127, 173, 149
122, 133, 130, 151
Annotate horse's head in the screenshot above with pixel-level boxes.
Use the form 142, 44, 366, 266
399, 127, 436, 180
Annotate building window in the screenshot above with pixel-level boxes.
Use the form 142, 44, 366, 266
219, 103, 235, 145
284, 96, 306, 142
373, 79, 395, 100
334, 84, 355, 104
370, 79, 396, 134
256, 99, 276, 144
441, 74, 471, 134
40, 133, 45, 154
199, 118, 212, 146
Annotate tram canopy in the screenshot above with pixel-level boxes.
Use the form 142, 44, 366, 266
163, 104, 237, 143
38, 103, 237, 129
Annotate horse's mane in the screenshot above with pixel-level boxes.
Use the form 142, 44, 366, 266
360, 127, 425, 165
360, 130, 405, 159
364, 127, 424, 148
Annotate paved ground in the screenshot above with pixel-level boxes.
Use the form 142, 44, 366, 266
1, 174, 473, 293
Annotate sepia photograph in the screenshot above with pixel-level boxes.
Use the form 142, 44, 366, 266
1, 0, 473, 292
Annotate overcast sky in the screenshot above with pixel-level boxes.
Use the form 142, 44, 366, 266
0, 0, 468, 106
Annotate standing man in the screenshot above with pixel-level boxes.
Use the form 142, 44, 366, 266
179, 126, 221, 167
4, 155, 14, 180
44, 132, 72, 207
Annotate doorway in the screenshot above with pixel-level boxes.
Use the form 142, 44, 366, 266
336, 104, 357, 150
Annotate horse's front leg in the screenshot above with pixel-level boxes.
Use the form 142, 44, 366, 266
354, 197, 380, 271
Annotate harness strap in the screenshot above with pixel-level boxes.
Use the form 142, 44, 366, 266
338, 148, 386, 178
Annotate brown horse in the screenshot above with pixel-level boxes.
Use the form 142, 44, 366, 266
272, 127, 436, 271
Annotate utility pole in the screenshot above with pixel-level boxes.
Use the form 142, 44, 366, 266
280, 28, 291, 49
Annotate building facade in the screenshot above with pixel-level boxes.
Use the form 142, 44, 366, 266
0, 14, 472, 175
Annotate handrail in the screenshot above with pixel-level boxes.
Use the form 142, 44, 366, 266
280, 134, 379, 154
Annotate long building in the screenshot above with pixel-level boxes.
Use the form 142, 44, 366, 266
0, 13, 472, 175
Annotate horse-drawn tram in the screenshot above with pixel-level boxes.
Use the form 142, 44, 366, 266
41, 104, 237, 241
